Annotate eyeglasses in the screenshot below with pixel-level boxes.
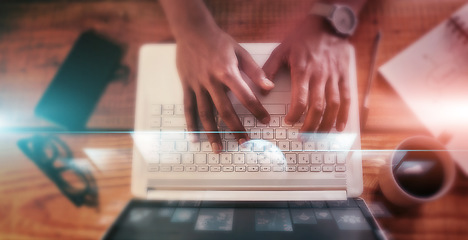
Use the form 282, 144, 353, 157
17, 134, 99, 208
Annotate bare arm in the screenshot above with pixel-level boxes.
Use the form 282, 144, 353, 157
263, 0, 367, 134
160, 0, 274, 152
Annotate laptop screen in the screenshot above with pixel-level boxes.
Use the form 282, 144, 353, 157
102, 199, 384, 240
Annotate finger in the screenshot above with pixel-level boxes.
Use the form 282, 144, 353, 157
301, 69, 327, 133
183, 87, 199, 142
318, 72, 340, 133
262, 44, 286, 84
236, 47, 275, 91
207, 83, 249, 143
195, 89, 222, 153
336, 59, 351, 132
217, 68, 270, 124
285, 52, 311, 124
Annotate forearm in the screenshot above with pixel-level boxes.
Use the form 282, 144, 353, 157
159, 0, 219, 40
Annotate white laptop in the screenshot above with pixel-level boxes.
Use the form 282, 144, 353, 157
131, 43, 363, 201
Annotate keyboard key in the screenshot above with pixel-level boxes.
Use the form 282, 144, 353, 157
198, 166, 209, 172
189, 142, 201, 152
160, 154, 181, 164
233, 154, 245, 164
162, 117, 187, 127
261, 166, 271, 172
185, 166, 197, 172
298, 154, 310, 164
176, 142, 188, 152
258, 154, 270, 164
208, 154, 220, 164
337, 153, 346, 164
322, 165, 334, 172
291, 141, 302, 151
248, 166, 259, 172
250, 128, 261, 139
276, 129, 287, 139
288, 129, 299, 139
194, 154, 207, 164
220, 154, 232, 164
182, 154, 194, 164
263, 129, 274, 139
240, 142, 252, 152
278, 141, 290, 151
270, 116, 281, 127
160, 141, 175, 152
162, 109, 174, 115
304, 142, 315, 151
285, 153, 297, 164
148, 165, 159, 172
173, 166, 184, 172
160, 166, 172, 172
174, 105, 184, 115
324, 153, 336, 164
235, 166, 246, 172
210, 166, 221, 172
201, 141, 212, 152
246, 154, 257, 164
273, 166, 284, 172
227, 141, 239, 151
311, 154, 323, 164
298, 166, 309, 172
253, 142, 264, 152
243, 116, 255, 127
317, 141, 329, 151
286, 166, 297, 172
223, 166, 234, 172
311, 165, 321, 172
336, 165, 346, 172
224, 131, 235, 140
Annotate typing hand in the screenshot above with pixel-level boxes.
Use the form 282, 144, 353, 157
263, 16, 351, 133
176, 27, 274, 153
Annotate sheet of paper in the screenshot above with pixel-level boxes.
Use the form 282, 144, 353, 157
379, 4, 468, 175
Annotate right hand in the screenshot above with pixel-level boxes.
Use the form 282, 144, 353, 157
175, 26, 275, 153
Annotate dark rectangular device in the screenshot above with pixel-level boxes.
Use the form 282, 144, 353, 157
35, 30, 123, 130
102, 199, 385, 240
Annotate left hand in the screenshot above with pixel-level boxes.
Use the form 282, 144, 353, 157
263, 16, 352, 133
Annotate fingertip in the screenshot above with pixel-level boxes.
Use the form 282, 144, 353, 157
337, 122, 346, 132
211, 142, 221, 153
261, 77, 275, 90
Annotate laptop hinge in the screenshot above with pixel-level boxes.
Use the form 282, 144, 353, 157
146, 190, 347, 201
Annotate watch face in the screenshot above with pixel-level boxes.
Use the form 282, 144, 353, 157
332, 6, 357, 35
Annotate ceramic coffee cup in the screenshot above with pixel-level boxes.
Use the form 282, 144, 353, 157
379, 136, 456, 206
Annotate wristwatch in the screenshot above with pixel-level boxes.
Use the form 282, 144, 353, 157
310, 2, 358, 37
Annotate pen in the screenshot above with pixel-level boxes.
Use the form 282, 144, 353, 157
360, 30, 382, 130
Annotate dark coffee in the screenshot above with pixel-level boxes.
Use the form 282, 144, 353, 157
392, 150, 444, 198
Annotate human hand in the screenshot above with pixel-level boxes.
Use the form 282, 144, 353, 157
263, 16, 351, 134
176, 26, 275, 153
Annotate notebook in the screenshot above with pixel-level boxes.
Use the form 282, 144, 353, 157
131, 43, 363, 201
379, 3, 468, 176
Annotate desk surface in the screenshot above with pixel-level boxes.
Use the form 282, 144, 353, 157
1, 0, 468, 239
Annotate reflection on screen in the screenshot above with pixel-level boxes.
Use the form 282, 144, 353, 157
195, 208, 234, 231
108, 200, 381, 240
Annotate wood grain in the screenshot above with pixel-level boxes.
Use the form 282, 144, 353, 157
1, 0, 468, 239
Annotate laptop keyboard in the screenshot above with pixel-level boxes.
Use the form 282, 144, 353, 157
137, 104, 354, 173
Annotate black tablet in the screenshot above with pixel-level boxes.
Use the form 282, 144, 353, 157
102, 199, 385, 240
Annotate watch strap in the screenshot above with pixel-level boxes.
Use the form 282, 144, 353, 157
310, 2, 335, 19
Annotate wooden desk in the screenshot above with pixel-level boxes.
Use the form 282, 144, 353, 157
1, 0, 468, 239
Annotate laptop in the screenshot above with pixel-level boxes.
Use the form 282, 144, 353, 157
105, 43, 385, 240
